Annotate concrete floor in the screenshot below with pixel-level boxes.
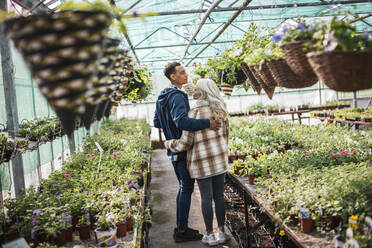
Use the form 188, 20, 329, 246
148, 149, 238, 248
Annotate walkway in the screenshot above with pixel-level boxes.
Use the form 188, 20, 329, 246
148, 149, 238, 248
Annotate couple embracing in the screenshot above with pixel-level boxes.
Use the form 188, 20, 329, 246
154, 62, 230, 246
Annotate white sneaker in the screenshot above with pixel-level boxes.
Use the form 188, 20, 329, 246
217, 232, 230, 244
201, 234, 218, 246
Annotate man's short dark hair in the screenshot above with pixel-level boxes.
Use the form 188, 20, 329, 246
164, 62, 181, 80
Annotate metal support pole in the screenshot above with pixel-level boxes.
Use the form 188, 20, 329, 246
68, 133, 76, 156
318, 81, 322, 105
1, 0, 26, 196
353, 91, 358, 108
185, 0, 252, 66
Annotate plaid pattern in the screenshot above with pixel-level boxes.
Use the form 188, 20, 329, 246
165, 100, 229, 179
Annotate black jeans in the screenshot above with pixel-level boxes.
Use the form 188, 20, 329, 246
197, 173, 226, 233
172, 159, 195, 231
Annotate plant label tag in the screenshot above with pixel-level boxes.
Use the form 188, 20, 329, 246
299, 208, 310, 219
318, 204, 323, 216
3, 238, 30, 248
95, 142, 104, 152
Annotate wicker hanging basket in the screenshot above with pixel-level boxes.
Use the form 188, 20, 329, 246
220, 83, 234, 98
249, 66, 275, 100
267, 59, 318, 88
241, 62, 262, 95
281, 40, 318, 81
307, 50, 372, 92
256, 61, 277, 87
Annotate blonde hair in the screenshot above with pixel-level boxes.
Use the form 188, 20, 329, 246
196, 78, 229, 121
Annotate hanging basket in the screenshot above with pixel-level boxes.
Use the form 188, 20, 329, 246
241, 62, 261, 95
306, 50, 372, 92
266, 59, 317, 88
256, 61, 277, 87
281, 40, 318, 81
220, 83, 234, 98
250, 66, 275, 100
182, 83, 194, 96
3, 10, 112, 136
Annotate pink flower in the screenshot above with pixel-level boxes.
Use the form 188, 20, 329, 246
114, 131, 119, 135
328, 149, 333, 153
332, 154, 338, 159
64, 173, 70, 178
339, 148, 345, 153
88, 154, 94, 159
350, 147, 356, 152
343, 152, 350, 157
284, 158, 289, 160
304, 156, 310, 160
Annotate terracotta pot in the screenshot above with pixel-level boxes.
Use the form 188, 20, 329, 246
237, 155, 246, 160
300, 218, 314, 233
248, 175, 255, 185
72, 217, 79, 231
65, 227, 73, 242
78, 225, 91, 240
53, 231, 67, 246
127, 217, 133, 231
116, 222, 127, 238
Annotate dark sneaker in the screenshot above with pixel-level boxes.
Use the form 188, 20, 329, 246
174, 229, 203, 243
174, 227, 200, 238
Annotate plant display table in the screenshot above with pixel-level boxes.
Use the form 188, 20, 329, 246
225, 171, 334, 248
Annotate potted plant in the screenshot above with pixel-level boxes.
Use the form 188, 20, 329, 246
77, 211, 91, 240
307, 14, 372, 92
274, 19, 319, 84
299, 208, 314, 233
94, 213, 117, 247
2, 9, 113, 136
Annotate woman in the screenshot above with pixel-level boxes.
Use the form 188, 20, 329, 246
165, 78, 230, 246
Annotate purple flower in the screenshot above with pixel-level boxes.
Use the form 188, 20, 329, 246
55, 192, 60, 196
297, 22, 306, 32
272, 33, 283, 43
33, 209, 40, 215
364, 29, 370, 39
39, 186, 44, 193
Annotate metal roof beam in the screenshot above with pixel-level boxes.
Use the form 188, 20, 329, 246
180, 0, 223, 62
134, 39, 236, 50
122, 0, 371, 17
185, 0, 252, 66
12, 0, 51, 12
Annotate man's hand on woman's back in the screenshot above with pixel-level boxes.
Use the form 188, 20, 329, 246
209, 117, 221, 131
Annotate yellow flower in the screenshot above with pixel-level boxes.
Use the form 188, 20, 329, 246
351, 215, 358, 221
279, 230, 285, 236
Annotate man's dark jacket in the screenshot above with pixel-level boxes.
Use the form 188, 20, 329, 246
154, 85, 210, 160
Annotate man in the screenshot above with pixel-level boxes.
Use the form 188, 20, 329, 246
154, 62, 219, 243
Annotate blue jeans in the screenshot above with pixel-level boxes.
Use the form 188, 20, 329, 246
172, 159, 195, 231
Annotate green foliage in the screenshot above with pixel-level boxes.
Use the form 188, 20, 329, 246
124, 65, 153, 102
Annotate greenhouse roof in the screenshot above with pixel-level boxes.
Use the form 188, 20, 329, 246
11, 0, 372, 72
114, 0, 372, 72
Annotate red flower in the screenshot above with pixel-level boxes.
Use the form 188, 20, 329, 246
64, 173, 70, 178
69, 163, 73, 168
350, 147, 356, 152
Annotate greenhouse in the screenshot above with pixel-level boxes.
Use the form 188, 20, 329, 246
0, 0, 371, 247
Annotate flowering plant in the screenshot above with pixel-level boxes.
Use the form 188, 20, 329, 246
272, 19, 317, 44
310, 13, 372, 52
